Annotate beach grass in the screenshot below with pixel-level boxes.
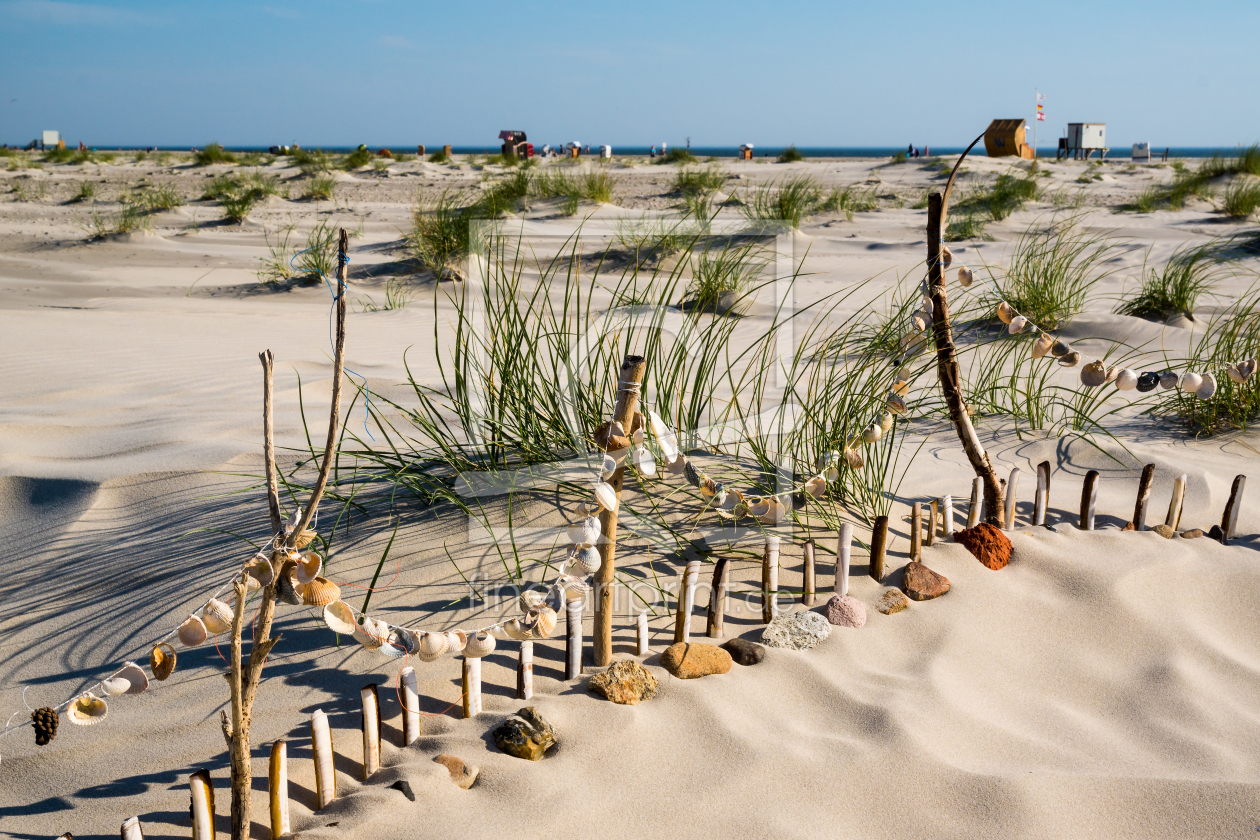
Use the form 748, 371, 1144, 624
407, 188, 471, 278
740, 174, 823, 229
303, 176, 335, 201
1114, 242, 1220, 319
257, 223, 297, 284
777, 145, 805, 163
675, 165, 727, 196
988, 219, 1118, 331
194, 143, 237, 166
343, 147, 373, 170
427, 149, 451, 164
657, 148, 697, 165
945, 213, 992, 241
821, 185, 878, 220
1222, 177, 1260, 219
292, 148, 333, 175
954, 171, 1039, 221
70, 181, 97, 203
685, 240, 767, 309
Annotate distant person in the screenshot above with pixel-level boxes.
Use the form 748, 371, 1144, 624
650, 146, 656, 158
907, 143, 914, 158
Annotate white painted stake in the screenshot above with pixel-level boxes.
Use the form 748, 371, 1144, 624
835, 523, 852, 597
1165, 474, 1187, 530
565, 598, 582, 679
681, 559, 701, 643
968, 476, 983, 528
1004, 467, 1021, 530
636, 610, 649, 655
517, 640, 534, 700
360, 684, 380, 779
942, 495, 955, 538
310, 709, 335, 810
121, 816, 144, 840
400, 666, 421, 745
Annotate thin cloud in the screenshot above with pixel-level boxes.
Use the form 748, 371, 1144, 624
1, 0, 155, 25
379, 35, 415, 50
261, 5, 301, 19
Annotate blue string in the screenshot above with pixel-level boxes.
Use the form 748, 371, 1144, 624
289, 243, 375, 441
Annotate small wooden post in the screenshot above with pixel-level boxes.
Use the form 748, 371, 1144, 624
121, 817, 144, 840
565, 596, 583, 679
516, 640, 533, 700
309, 710, 335, 810
1080, 470, 1099, 530
1004, 467, 1021, 530
268, 741, 289, 840
869, 516, 889, 581
927, 500, 938, 546
674, 559, 701, 644
802, 539, 817, 606
636, 611, 650, 654
967, 477, 983, 528
1133, 463, 1155, 531
706, 558, 730, 638
189, 769, 215, 840
910, 502, 923, 562
942, 495, 955, 539
836, 523, 852, 597
1222, 474, 1246, 545
1165, 474, 1187, 531
360, 685, 380, 779
761, 536, 780, 623
461, 657, 482, 717
1034, 461, 1050, 526
400, 667, 421, 745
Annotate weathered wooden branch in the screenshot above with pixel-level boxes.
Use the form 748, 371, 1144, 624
260, 350, 282, 537
802, 539, 817, 606
1132, 464, 1155, 531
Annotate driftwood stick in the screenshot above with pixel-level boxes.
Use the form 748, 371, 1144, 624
565, 596, 583, 680
967, 476, 983, 528
910, 502, 923, 562
761, 535, 780, 623
674, 560, 701, 644
870, 516, 889, 582
1004, 467, 1021, 530
927, 500, 938, 547
260, 350, 282, 536
1080, 470, 1099, 530
1222, 474, 1246, 544
836, 523, 852, 596
802, 539, 817, 606
1166, 474, 1187, 530
1133, 463, 1155, 531
636, 611, 650, 654
706, 558, 730, 638
517, 641, 534, 701
594, 355, 647, 667
1034, 461, 1050, 526
942, 495, 955, 539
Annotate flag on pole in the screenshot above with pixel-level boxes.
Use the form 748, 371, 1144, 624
1037, 112, 1045, 121
1037, 93, 1046, 102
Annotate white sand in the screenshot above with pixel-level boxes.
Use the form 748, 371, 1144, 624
1, 153, 1259, 839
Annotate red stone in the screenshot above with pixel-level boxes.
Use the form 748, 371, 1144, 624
955, 522, 1012, 570
903, 561, 950, 600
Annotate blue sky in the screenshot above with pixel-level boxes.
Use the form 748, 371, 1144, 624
1, 0, 1256, 148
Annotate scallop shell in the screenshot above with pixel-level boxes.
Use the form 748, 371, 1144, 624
1158, 370, 1179, 390
295, 553, 322, 585
1115, 369, 1138, 391
529, 606, 558, 639
844, 447, 864, 470
683, 459, 702, 488
593, 482, 618, 512
1196, 372, 1217, 399
631, 447, 656, 476
997, 302, 1016, 324
519, 589, 547, 613
291, 528, 318, 549
805, 475, 827, 499
958, 266, 974, 287
115, 662, 148, 695
1008, 315, 1027, 335
150, 643, 176, 681
1051, 339, 1072, 358
1180, 372, 1203, 393
1080, 361, 1107, 387
1136, 372, 1160, 392
245, 555, 275, 586
200, 599, 234, 635
665, 452, 688, 474
417, 630, 450, 662
67, 693, 107, 726
463, 631, 496, 658
323, 600, 358, 635
567, 516, 601, 546
756, 497, 788, 525
178, 614, 208, 647
1032, 333, 1054, 360
1058, 351, 1081, 368
879, 412, 894, 433
354, 617, 386, 650
446, 629, 468, 654
302, 577, 341, 607
569, 543, 601, 575
886, 393, 908, 415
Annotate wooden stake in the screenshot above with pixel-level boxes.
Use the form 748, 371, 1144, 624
761, 535, 780, 623
267, 741, 288, 840
636, 611, 650, 655
565, 596, 583, 680
927, 179, 1004, 526
594, 355, 647, 668
836, 523, 852, 596
942, 495, 955, 539
462, 657, 482, 717
309, 710, 335, 810
1165, 474, 1186, 531
1080, 470, 1099, 530
706, 558, 730, 638
802, 539, 817, 606
968, 476, 983, 528
910, 502, 923, 562
674, 560, 701, 644
360, 684, 380, 779
1003, 467, 1021, 530
400, 666, 421, 745
121, 817, 144, 840
870, 516, 889, 582
1133, 463, 1155, 531
1034, 461, 1050, 526
927, 500, 938, 547
189, 769, 215, 840
517, 640, 534, 700
1222, 474, 1246, 544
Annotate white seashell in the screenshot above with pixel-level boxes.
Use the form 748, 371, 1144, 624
380, 627, 412, 658
295, 553, 321, 585
1196, 372, 1217, 399
569, 543, 601, 575
354, 617, 386, 650
887, 393, 908, 415
879, 412, 894, 432
178, 615, 208, 647
67, 693, 108, 726
649, 411, 680, 461
665, 452, 688, 474
1058, 351, 1081, 368
593, 482, 618, 512
862, 422, 882, 444
114, 662, 148, 695
911, 312, 928, 332
446, 629, 467, 654
1180, 372, 1203, 393
488, 623, 514, 641
805, 475, 827, 499
1237, 359, 1257, 382
528, 606, 558, 639
921, 295, 934, 315
958, 266, 973, 287
600, 454, 617, 480
463, 631, 496, 658
102, 676, 131, 696
1032, 333, 1054, 360
631, 446, 656, 476
1115, 369, 1138, 391
418, 631, 450, 662
844, 447, 864, 470
1228, 363, 1246, 383
323, 600, 358, 635
246, 555, 275, 586
1008, 315, 1027, 335
567, 515, 601, 545
200, 599, 234, 635
756, 497, 787, 525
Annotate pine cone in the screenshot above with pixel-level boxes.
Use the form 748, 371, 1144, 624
32, 706, 59, 746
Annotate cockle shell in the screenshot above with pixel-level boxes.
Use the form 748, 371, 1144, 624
463, 631, 496, 658
501, 619, 532, 641
114, 662, 148, 695
102, 676, 130, 696
1058, 351, 1081, 368
683, 459, 702, 488
1008, 315, 1027, 335
418, 631, 449, 662
291, 529, 318, 549
1115, 369, 1138, 391
528, 606, 558, 639
150, 643, 176, 681
891, 380, 910, 396
887, 393, 908, 415
862, 422, 882, 444
665, 452, 688, 474
569, 543, 601, 575
67, 693, 107, 726
323, 600, 358, 635
879, 412, 894, 433
382, 627, 416, 658
1158, 370, 1179, 390
200, 599, 233, 635
302, 577, 341, 607
446, 629, 468, 654
1180, 372, 1203, 393
567, 516, 601, 546
1051, 339, 1072, 358
594, 482, 618, 512
1136, 372, 1160, 392
958, 266, 974, 287
631, 447, 656, 476
911, 312, 929, 332
295, 553, 322, 585
245, 555, 275, 586
717, 487, 744, 517
844, 447, 864, 470
997, 302, 1016, 324
1196, 372, 1217, 399
519, 590, 547, 613
178, 615, 208, 647
1032, 333, 1054, 360
354, 617, 386, 650
1080, 361, 1107, 387
756, 497, 787, 525
805, 475, 827, 499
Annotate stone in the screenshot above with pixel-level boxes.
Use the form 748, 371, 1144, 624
492, 706, 557, 761
826, 594, 867, 628
1152, 524, 1175, 539
660, 643, 732, 679
1180, 528, 1204, 539
388, 779, 415, 802
761, 611, 830, 650
902, 561, 951, 601
433, 753, 479, 789
954, 523, 1012, 570
877, 589, 910, 615
721, 638, 765, 666
1121, 521, 1136, 532
1208, 524, 1225, 542
588, 659, 659, 703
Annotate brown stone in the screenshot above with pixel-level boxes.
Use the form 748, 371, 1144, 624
877, 589, 910, 615
902, 561, 951, 601
433, 753, 479, 789
492, 707, 557, 761
1122, 521, 1136, 532
588, 659, 659, 704
954, 522, 1012, 570
660, 642, 732, 679
1152, 524, 1175, 539
1181, 528, 1204, 539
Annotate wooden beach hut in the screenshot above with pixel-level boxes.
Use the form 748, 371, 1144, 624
983, 119, 1034, 159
